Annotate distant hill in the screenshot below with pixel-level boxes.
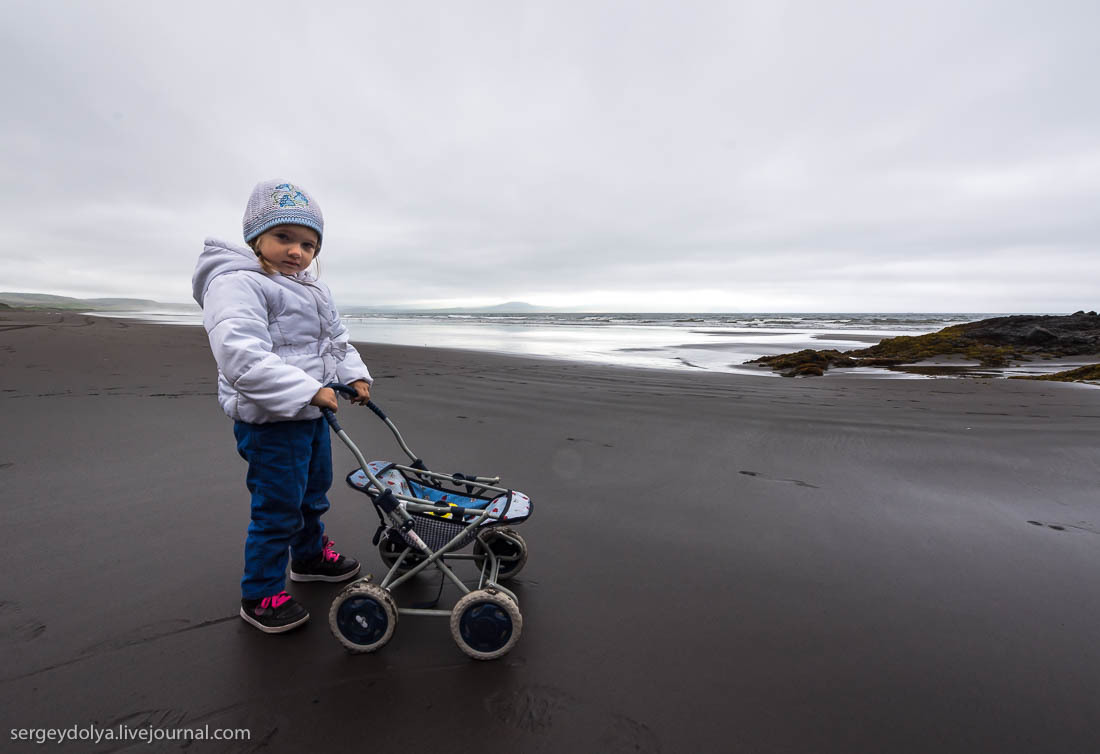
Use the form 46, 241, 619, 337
342, 301, 558, 315
0, 292, 195, 312
1, 292, 554, 315
429, 301, 556, 314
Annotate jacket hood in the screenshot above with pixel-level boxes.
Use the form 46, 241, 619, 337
193, 238, 262, 307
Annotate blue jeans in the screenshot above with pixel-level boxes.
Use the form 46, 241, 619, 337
234, 418, 332, 599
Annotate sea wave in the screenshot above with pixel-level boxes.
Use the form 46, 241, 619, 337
342, 312, 991, 331
93, 309, 1013, 377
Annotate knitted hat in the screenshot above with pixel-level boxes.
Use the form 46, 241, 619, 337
242, 179, 324, 246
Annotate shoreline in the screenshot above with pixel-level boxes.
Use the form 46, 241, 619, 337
2, 311, 1099, 752
75, 308, 1100, 383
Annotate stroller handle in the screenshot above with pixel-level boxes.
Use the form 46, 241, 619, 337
319, 382, 357, 432
322, 382, 380, 411
321, 382, 385, 420
327, 382, 359, 400
322, 382, 417, 463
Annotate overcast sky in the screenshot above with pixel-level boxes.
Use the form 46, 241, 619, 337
2, 0, 1097, 312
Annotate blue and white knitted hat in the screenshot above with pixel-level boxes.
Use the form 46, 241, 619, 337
242, 179, 324, 246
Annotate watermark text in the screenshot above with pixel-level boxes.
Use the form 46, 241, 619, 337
11, 723, 251, 746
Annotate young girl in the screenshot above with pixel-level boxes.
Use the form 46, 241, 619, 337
192, 179, 373, 634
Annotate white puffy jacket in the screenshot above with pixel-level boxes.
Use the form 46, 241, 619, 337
192, 238, 372, 424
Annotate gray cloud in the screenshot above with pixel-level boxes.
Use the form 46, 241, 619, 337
2, 0, 1097, 311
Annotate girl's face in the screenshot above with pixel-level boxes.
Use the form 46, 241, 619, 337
255, 224, 320, 274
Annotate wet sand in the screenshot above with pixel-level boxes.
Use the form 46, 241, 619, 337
1, 311, 1098, 752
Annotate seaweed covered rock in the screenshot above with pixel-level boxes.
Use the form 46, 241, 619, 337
748, 349, 855, 377
854, 328, 1017, 367
750, 312, 1100, 376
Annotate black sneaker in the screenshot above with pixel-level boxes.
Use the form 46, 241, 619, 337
239, 591, 309, 634
289, 536, 361, 583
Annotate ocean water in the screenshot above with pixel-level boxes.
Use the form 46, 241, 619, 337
99, 309, 1034, 377
341, 312, 989, 377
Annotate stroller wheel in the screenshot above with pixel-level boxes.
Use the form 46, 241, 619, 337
378, 536, 427, 575
450, 589, 522, 661
329, 582, 397, 653
472, 527, 528, 581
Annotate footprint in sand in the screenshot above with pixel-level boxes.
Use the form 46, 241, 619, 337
0, 601, 46, 643
105, 708, 189, 730
739, 470, 819, 489
487, 685, 661, 752
567, 437, 614, 448
1027, 520, 1097, 534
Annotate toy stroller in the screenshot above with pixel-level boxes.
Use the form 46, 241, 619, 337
319, 383, 533, 660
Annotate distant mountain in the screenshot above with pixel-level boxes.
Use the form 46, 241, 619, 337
342, 301, 559, 314
340, 305, 424, 314
86, 297, 166, 307
1, 292, 555, 315
484, 301, 546, 311
0, 292, 196, 312
430, 301, 556, 314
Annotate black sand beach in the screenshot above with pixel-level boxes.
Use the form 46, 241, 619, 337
2, 311, 1098, 752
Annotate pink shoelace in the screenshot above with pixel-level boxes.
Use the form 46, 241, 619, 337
259, 591, 292, 609
322, 537, 341, 563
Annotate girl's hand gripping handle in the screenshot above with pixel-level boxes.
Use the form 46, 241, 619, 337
319, 382, 358, 431
322, 382, 388, 422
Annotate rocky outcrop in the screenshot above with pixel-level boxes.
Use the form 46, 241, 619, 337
750, 311, 1100, 377
953, 311, 1100, 350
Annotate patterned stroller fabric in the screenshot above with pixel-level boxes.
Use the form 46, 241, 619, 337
346, 462, 533, 551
